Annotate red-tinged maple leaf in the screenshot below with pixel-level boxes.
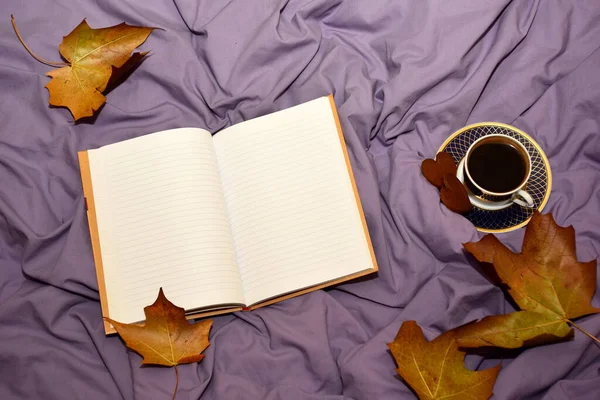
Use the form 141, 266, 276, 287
461, 212, 600, 348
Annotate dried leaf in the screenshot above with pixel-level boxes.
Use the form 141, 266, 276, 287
463, 212, 600, 347
441, 174, 472, 214
436, 152, 457, 176
106, 288, 212, 366
421, 158, 445, 188
421, 152, 471, 214
455, 311, 573, 349
45, 20, 155, 120
420, 151, 458, 188
388, 321, 500, 400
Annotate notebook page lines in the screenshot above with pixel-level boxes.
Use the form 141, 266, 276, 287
213, 97, 374, 306
92, 128, 244, 323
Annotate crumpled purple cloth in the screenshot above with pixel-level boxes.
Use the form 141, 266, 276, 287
1, 0, 599, 399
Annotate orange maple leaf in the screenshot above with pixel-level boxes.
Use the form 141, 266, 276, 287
106, 288, 212, 367
388, 321, 500, 400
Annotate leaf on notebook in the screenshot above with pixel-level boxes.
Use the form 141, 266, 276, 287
388, 321, 500, 400
463, 212, 600, 347
421, 151, 472, 214
106, 288, 212, 367
11, 15, 156, 121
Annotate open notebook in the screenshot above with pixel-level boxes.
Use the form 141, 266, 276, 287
78, 95, 378, 334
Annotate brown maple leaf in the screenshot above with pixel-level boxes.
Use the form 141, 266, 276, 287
388, 321, 500, 400
12, 15, 155, 121
460, 212, 600, 348
106, 288, 212, 367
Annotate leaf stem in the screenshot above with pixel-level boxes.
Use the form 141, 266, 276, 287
11, 14, 70, 67
568, 320, 600, 347
171, 365, 179, 400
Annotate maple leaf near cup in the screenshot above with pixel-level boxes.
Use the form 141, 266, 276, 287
421, 151, 472, 214
459, 212, 600, 348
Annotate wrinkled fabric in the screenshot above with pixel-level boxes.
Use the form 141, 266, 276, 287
1, 1, 599, 399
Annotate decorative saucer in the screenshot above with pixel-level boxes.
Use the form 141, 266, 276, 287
438, 122, 552, 233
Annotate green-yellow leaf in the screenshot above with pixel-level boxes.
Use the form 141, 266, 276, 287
455, 311, 573, 349
463, 212, 600, 346
45, 20, 155, 120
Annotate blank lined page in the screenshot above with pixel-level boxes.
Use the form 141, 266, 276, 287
88, 128, 244, 324
213, 96, 376, 306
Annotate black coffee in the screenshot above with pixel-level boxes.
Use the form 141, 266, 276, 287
467, 142, 527, 193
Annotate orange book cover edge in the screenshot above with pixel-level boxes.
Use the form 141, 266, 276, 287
77, 151, 114, 334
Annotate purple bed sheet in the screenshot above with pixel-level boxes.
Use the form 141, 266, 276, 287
1, 0, 600, 399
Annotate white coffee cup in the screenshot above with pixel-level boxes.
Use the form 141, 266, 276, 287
456, 134, 534, 211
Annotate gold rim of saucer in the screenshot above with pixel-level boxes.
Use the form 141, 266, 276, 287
438, 122, 552, 233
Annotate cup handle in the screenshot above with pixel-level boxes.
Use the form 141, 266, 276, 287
512, 189, 535, 208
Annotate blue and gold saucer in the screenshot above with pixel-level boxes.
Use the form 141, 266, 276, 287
438, 122, 552, 233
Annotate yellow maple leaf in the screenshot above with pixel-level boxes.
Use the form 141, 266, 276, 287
12, 15, 156, 120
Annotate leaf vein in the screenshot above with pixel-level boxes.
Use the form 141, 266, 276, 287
136, 339, 173, 365
71, 67, 93, 109
515, 288, 566, 321
436, 371, 496, 399
460, 319, 565, 341
411, 351, 434, 399
74, 32, 142, 63
434, 340, 453, 398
